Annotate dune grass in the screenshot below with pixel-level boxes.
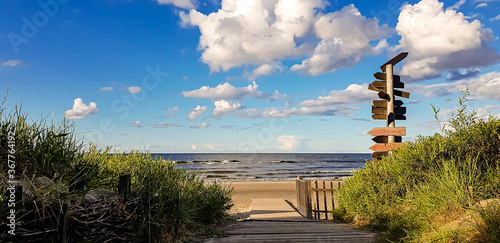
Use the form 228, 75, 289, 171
335, 90, 500, 242
0, 100, 233, 242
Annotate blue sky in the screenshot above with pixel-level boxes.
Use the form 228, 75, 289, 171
1, 0, 500, 153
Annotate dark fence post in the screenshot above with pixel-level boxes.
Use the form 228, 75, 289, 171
15, 185, 22, 210
58, 203, 68, 243
118, 174, 131, 198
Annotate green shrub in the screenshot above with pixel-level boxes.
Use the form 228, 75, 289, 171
0, 96, 233, 242
337, 90, 500, 242
82, 147, 233, 241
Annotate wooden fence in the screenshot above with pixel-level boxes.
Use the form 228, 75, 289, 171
296, 178, 342, 220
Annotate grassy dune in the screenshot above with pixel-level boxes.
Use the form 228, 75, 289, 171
335, 91, 500, 242
0, 103, 232, 242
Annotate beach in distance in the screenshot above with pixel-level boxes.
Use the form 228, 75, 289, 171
153, 153, 368, 214
156, 153, 370, 182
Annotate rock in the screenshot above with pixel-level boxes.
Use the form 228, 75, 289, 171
83, 189, 116, 205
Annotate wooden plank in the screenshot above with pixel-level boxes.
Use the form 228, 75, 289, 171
372, 106, 406, 115
394, 89, 410, 99
372, 114, 386, 120
368, 83, 384, 93
323, 181, 328, 220
372, 136, 402, 143
312, 188, 336, 192
371, 151, 388, 159
371, 80, 386, 89
373, 72, 401, 82
367, 127, 406, 136
373, 100, 403, 107
371, 85, 410, 99
369, 143, 405, 151
395, 114, 406, 120
378, 92, 389, 100
380, 52, 408, 72
372, 76, 404, 88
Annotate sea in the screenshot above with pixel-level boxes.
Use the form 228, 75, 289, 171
152, 153, 372, 182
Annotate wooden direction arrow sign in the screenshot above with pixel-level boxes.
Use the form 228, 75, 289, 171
372, 106, 406, 115
380, 52, 409, 72
371, 151, 388, 159
369, 143, 405, 151
372, 85, 410, 99
372, 79, 404, 89
372, 114, 407, 120
368, 127, 406, 136
373, 73, 404, 88
372, 114, 386, 120
394, 89, 410, 99
372, 136, 402, 143
373, 100, 403, 108
368, 83, 384, 93
373, 72, 399, 81
395, 115, 406, 120
371, 80, 386, 89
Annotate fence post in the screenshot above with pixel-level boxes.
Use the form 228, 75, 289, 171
118, 174, 131, 198
296, 179, 312, 219
15, 185, 22, 210
58, 203, 68, 243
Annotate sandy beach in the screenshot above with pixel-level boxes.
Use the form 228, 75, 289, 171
222, 180, 343, 215
222, 181, 298, 214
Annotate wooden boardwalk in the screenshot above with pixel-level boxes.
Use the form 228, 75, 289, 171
204, 199, 376, 242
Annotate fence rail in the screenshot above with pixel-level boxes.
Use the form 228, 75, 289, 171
296, 178, 342, 220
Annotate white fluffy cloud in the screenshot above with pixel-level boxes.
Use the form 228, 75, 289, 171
410, 72, 500, 99
183, 81, 274, 100
396, 0, 499, 79
212, 99, 244, 118
130, 120, 143, 127
64, 98, 99, 120
292, 5, 390, 75
447, 0, 466, 10
180, 0, 325, 73
180, 0, 389, 76
1, 60, 26, 67
190, 122, 211, 128
156, 0, 195, 9
127, 86, 141, 93
275, 135, 307, 151
188, 105, 207, 120
490, 14, 500, 21
246, 62, 283, 80
475, 3, 487, 8
299, 84, 377, 106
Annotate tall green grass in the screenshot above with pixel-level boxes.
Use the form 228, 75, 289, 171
82, 146, 233, 241
336, 90, 500, 242
0, 99, 232, 242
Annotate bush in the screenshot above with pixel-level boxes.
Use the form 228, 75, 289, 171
82, 147, 233, 241
0, 98, 233, 242
336, 90, 500, 242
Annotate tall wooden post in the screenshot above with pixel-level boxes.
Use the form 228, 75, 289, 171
386, 64, 395, 144
368, 52, 409, 160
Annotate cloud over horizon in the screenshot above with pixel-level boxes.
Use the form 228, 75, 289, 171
64, 98, 99, 120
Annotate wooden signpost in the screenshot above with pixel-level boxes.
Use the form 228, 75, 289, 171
368, 52, 409, 161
